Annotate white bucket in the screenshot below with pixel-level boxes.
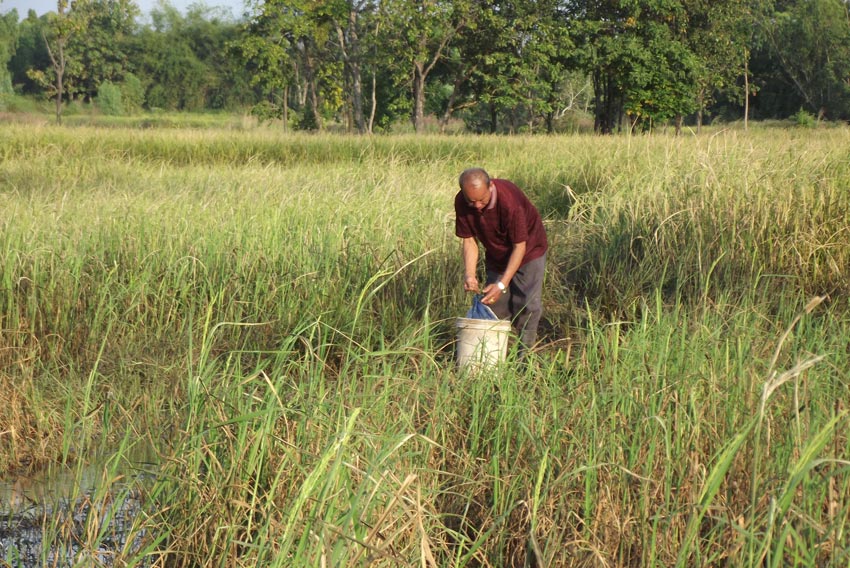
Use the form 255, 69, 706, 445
455, 317, 512, 370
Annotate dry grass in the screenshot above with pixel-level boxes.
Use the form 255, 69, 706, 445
1, 124, 849, 566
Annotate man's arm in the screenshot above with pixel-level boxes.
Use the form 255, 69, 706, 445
499, 241, 526, 289
481, 241, 526, 303
462, 237, 480, 291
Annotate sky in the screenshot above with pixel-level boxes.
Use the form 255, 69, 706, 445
0, 0, 247, 20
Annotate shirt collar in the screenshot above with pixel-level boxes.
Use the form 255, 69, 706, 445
486, 182, 497, 210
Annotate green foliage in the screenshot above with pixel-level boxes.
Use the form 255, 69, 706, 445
131, 4, 253, 111
0, 11, 17, 97
571, 0, 703, 132
119, 71, 144, 111
96, 80, 124, 115
763, 0, 850, 120
792, 107, 817, 127
459, 0, 573, 134
7, 11, 50, 95
239, 0, 368, 130
64, 0, 139, 102
0, 92, 42, 113
682, 0, 753, 121
4, 0, 850, 128
249, 99, 282, 123
623, 22, 699, 130
134, 31, 210, 111
377, 0, 471, 132
242, 0, 305, 116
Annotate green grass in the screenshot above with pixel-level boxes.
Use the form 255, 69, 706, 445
1, 124, 849, 566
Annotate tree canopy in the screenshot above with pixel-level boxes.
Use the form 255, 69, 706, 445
3, 0, 850, 131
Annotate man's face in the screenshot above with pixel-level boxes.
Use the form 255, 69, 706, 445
461, 179, 492, 212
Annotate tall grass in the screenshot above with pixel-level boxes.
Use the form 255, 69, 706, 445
1, 124, 849, 566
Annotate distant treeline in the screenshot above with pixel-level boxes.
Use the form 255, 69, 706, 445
1, 0, 849, 133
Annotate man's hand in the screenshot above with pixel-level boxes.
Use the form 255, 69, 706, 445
463, 275, 480, 292
480, 283, 501, 305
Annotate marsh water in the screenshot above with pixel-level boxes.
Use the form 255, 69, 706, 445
1, 458, 156, 567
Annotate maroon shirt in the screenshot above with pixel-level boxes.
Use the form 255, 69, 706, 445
454, 178, 548, 273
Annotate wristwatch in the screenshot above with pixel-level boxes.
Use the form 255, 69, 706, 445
496, 281, 507, 293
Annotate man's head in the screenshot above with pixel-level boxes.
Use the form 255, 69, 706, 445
459, 168, 493, 212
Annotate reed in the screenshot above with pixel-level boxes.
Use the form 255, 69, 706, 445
1, 123, 848, 566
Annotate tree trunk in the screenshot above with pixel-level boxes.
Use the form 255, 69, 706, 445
282, 85, 288, 131
593, 68, 620, 135
43, 1, 68, 125
54, 59, 64, 125
593, 69, 603, 133
294, 62, 306, 107
368, 69, 376, 134
336, 10, 366, 134
350, 61, 364, 133
408, 17, 460, 134
348, 10, 365, 134
744, 51, 750, 131
412, 61, 426, 132
300, 46, 322, 130
695, 89, 705, 134
438, 66, 475, 133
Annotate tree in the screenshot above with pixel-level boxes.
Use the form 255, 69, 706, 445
179, 3, 253, 110
477, 0, 573, 133
569, 0, 702, 133
425, 0, 498, 133
236, 25, 295, 125
681, 0, 750, 130
733, 0, 774, 129
378, 0, 469, 132
455, 0, 547, 133
240, 0, 340, 130
64, 0, 139, 102
23, 0, 131, 120
130, 6, 207, 110
37, 0, 78, 123
7, 10, 51, 96
0, 10, 17, 100
131, 2, 251, 111
763, 0, 850, 120
317, 0, 375, 133
622, 17, 699, 133
567, 0, 634, 133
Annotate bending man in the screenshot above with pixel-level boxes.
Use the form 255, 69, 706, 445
454, 167, 548, 353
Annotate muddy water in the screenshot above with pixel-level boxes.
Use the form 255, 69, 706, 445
1, 461, 155, 567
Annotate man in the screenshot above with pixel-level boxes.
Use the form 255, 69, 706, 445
454, 167, 548, 352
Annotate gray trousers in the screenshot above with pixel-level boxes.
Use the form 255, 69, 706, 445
486, 254, 545, 351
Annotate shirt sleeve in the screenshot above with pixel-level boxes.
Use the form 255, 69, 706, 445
454, 193, 474, 238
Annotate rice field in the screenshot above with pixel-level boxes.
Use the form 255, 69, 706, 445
1, 122, 849, 567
